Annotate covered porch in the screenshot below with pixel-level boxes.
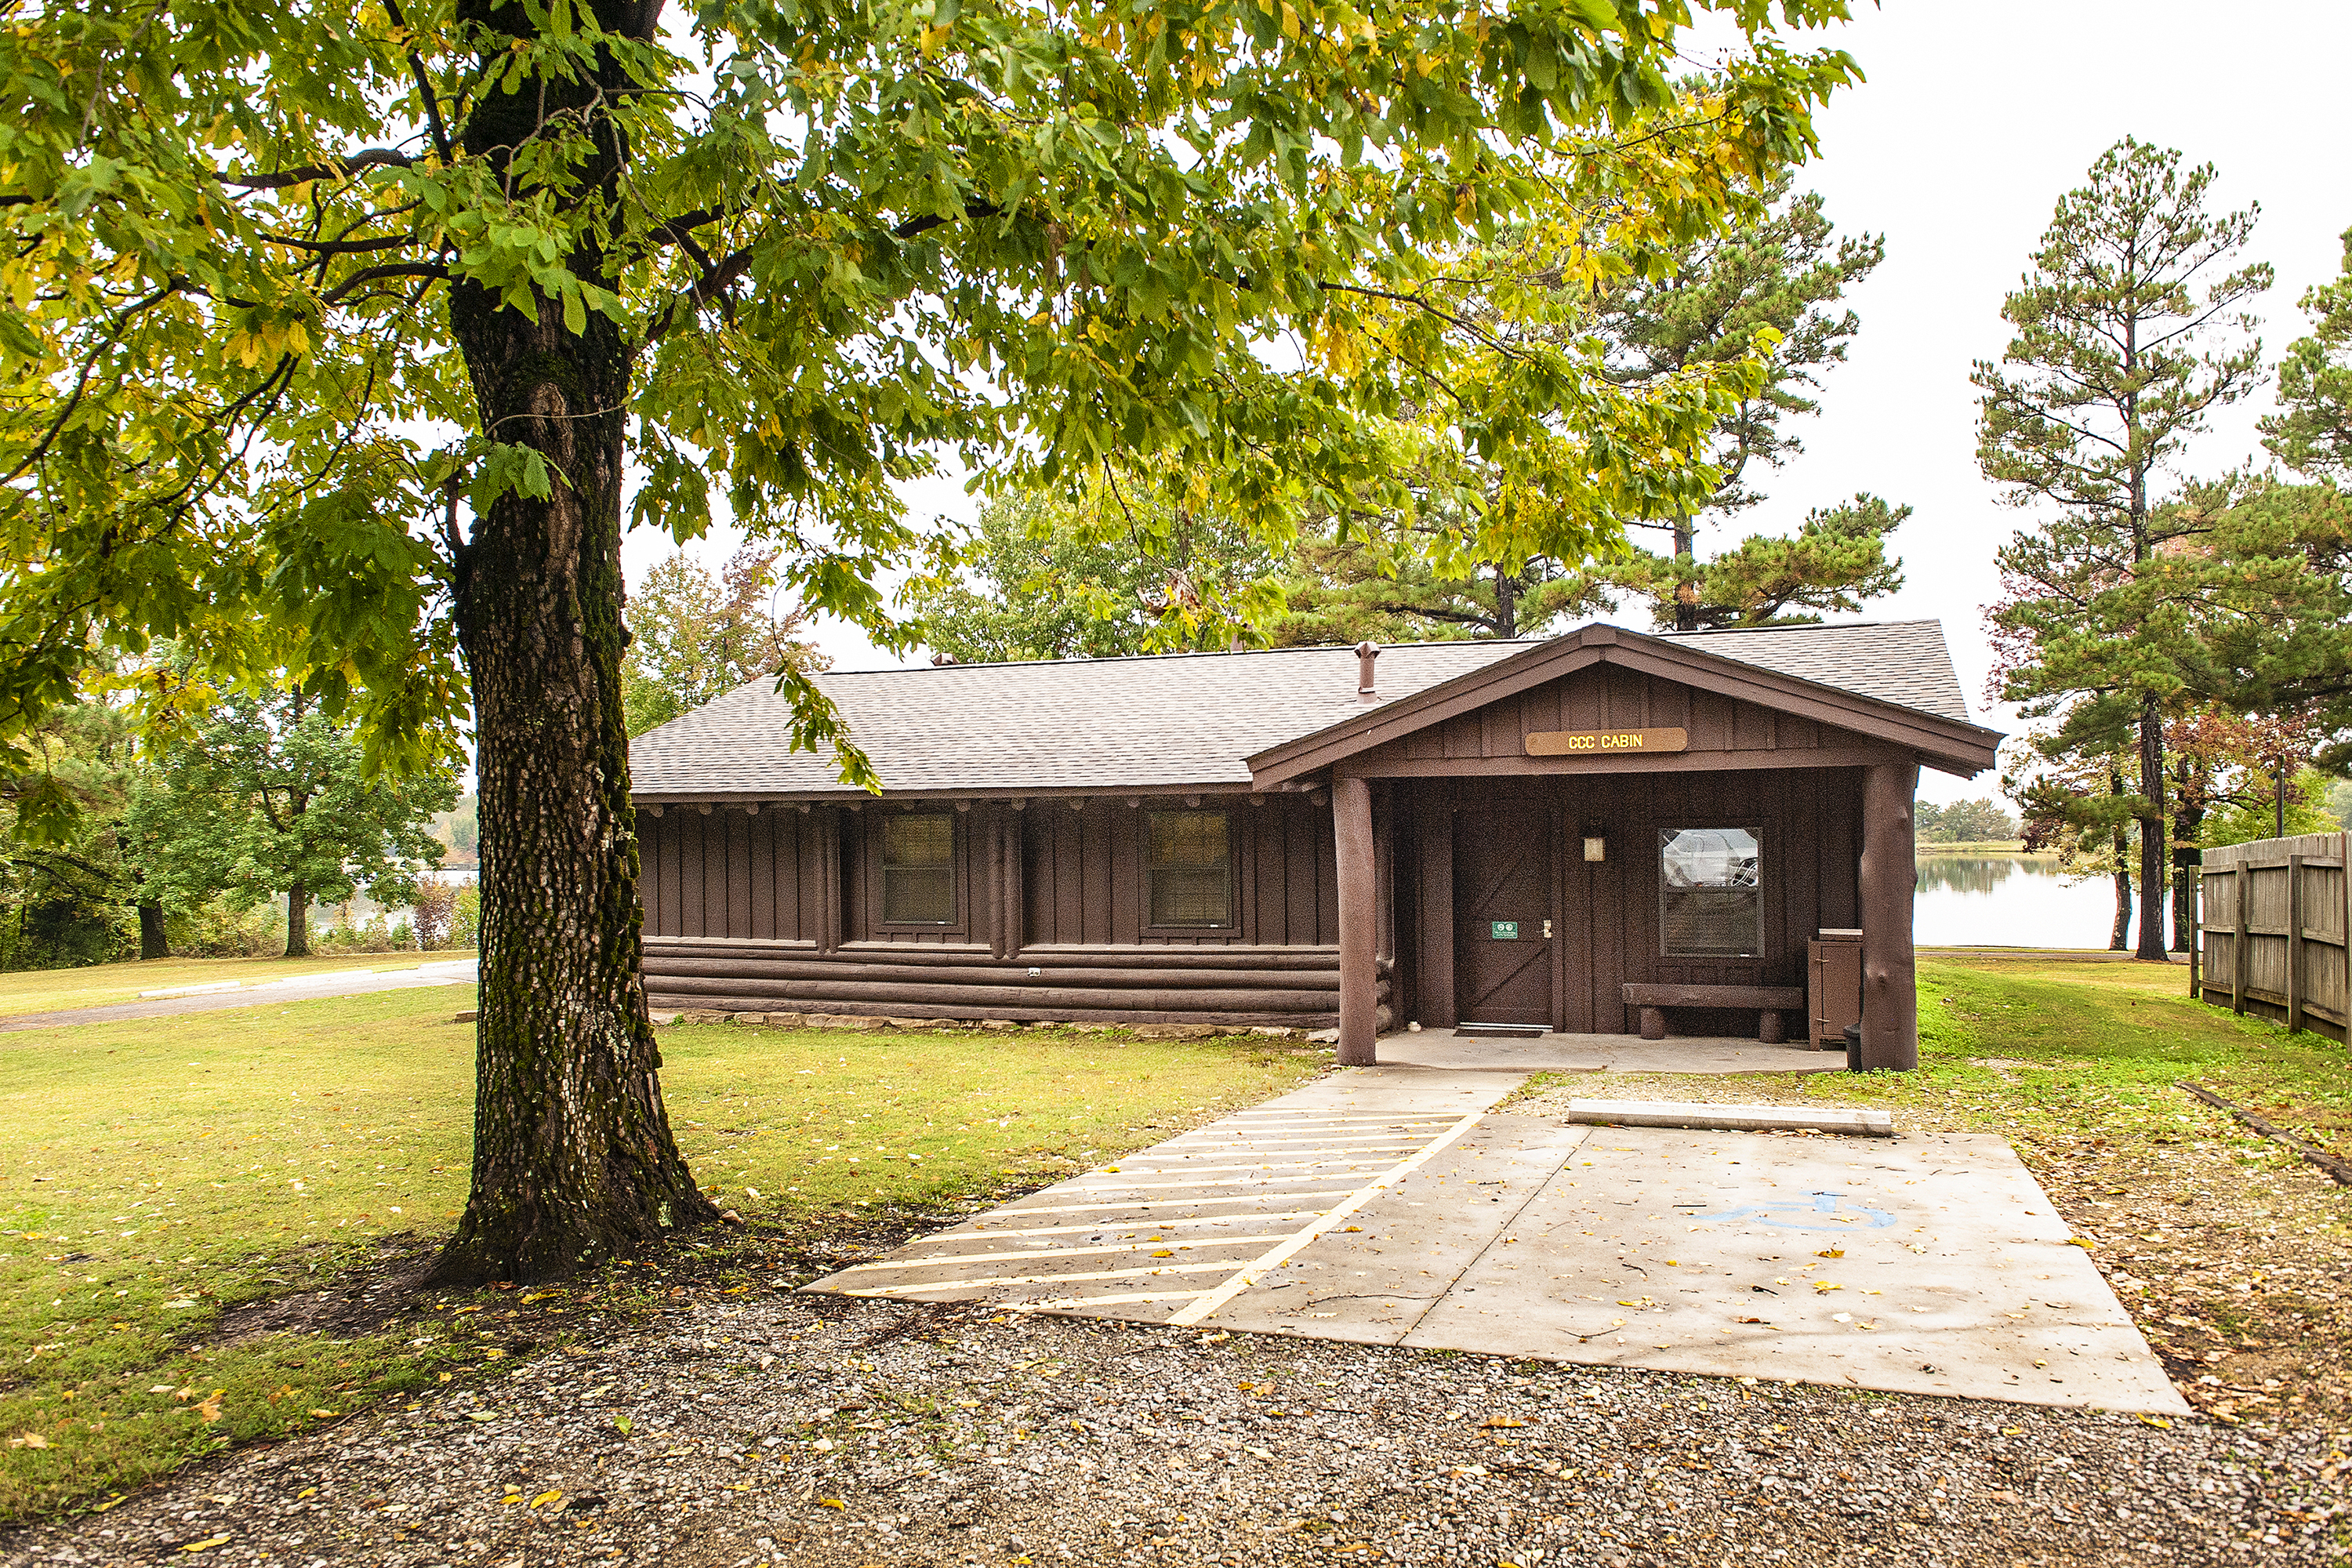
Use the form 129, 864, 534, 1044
1246, 625, 2002, 1073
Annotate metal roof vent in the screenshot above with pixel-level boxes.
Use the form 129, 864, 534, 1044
1356, 641, 1380, 702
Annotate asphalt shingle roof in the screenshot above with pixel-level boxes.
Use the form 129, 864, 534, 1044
627, 619, 1976, 800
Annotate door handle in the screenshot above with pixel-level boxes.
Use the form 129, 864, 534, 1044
1543, 919, 1553, 938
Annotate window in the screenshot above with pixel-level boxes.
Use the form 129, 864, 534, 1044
1658, 827, 1762, 957
881, 814, 956, 924
1148, 811, 1233, 928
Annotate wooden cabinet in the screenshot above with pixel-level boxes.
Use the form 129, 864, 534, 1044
1809, 928, 1862, 1050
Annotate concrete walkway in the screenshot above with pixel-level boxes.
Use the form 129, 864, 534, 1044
1379, 1030, 1850, 1074
807, 1067, 2188, 1416
0, 959, 477, 1033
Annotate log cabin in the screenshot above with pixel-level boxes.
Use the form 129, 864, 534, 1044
628, 620, 2002, 1069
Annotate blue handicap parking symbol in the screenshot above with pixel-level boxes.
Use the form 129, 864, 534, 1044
1695, 1189, 1896, 1231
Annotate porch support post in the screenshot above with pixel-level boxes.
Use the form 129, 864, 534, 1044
1334, 775, 1379, 1066
1858, 762, 1918, 1071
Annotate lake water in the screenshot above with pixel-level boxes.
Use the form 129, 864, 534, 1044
1915, 854, 2178, 951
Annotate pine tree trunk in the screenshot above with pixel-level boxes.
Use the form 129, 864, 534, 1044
2110, 864, 2131, 951
137, 899, 167, 960
434, 0, 716, 1284
2170, 786, 2202, 954
285, 883, 310, 957
2134, 701, 2168, 961
1673, 517, 1698, 632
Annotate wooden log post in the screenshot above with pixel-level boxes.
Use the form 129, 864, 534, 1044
1334, 775, 1379, 1066
2233, 861, 2249, 1014
2288, 852, 2307, 1035
815, 805, 844, 956
1857, 762, 1919, 1071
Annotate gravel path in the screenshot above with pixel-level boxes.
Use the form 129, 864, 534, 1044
3, 1289, 2336, 1567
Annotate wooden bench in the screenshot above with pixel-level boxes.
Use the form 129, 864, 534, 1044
1622, 982, 1806, 1044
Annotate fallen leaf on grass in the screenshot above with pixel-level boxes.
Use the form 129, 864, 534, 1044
195, 1392, 224, 1424
307, 1409, 336, 1419
8, 1433, 49, 1450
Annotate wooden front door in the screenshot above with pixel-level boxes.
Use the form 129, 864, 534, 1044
1455, 811, 1554, 1025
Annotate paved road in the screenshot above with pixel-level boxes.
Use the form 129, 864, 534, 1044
808, 1066, 2189, 1415
0, 958, 477, 1033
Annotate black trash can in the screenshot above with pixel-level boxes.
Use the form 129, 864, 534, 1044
1842, 1022, 1864, 1071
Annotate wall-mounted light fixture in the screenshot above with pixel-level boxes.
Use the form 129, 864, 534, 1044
1580, 822, 1607, 862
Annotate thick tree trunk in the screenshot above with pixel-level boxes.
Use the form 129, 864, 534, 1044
137, 898, 168, 960
285, 883, 310, 957
434, 0, 716, 1285
2134, 702, 2168, 961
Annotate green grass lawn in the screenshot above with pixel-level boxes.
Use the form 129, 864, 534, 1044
0, 953, 477, 1019
0, 990, 1319, 1521
1526, 955, 2352, 1150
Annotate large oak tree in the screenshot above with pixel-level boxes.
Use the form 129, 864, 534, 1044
0, 0, 1857, 1280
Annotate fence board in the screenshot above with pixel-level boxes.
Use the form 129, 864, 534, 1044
2198, 832, 2350, 1043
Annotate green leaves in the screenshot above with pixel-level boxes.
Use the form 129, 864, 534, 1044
0, 0, 1857, 799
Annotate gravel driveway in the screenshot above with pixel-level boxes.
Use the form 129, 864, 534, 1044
2, 1288, 2336, 1567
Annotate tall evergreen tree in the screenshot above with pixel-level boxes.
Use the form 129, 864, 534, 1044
1593, 178, 1893, 630
1975, 137, 2270, 961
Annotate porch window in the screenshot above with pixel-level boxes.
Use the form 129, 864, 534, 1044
881, 814, 956, 924
1658, 827, 1762, 957
1148, 811, 1233, 928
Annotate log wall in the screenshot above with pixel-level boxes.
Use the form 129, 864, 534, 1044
638, 938, 1386, 1027
2198, 832, 2352, 1044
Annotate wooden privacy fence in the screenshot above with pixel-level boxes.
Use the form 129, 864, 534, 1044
2198, 832, 2352, 1043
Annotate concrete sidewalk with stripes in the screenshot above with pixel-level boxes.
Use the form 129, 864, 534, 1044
802, 1068, 2189, 1415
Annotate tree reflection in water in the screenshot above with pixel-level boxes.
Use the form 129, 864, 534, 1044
1915, 855, 2063, 895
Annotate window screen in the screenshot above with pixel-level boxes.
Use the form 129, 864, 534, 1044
1658, 827, 1762, 957
881, 815, 956, 924
1148, 811, 1233, 928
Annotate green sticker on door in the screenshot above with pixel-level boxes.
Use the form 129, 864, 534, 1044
1490, 920, 1519, 940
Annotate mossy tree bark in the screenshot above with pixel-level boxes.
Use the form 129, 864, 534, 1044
434, 0, 717, 1284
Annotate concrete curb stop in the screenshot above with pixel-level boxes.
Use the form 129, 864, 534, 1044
1566, 1098, 1895, 1138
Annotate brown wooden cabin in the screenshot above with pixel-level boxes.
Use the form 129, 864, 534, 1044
628, 621, 2001, 1068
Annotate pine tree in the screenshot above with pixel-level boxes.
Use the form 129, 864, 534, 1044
1976, 139, 2270, 961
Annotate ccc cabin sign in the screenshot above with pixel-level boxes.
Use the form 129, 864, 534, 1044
1524, 727, 1690, 757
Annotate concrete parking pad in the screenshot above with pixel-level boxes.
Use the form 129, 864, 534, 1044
805, 1069, 2187, 1415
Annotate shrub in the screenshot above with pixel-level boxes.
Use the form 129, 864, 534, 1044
411, 876, 459, 949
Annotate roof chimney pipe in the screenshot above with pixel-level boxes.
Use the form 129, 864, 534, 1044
1355, 641, 1381, 702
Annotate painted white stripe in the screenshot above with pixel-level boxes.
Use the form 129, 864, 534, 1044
1060, 1172, 1408, 1195
908, 1211, 1330, 1243
1103, 1156, 1406, 1178
1167, 1106, 1488, 1328
982, 1191, 1362, 1219
839, 1259, 1242, 1294
829, 1235, 1289, 1274
1148, 1147, 1421, 1161
1003, 1290, 1210, 1311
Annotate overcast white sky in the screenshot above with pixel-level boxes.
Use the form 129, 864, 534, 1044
623, 1, 2352, 804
